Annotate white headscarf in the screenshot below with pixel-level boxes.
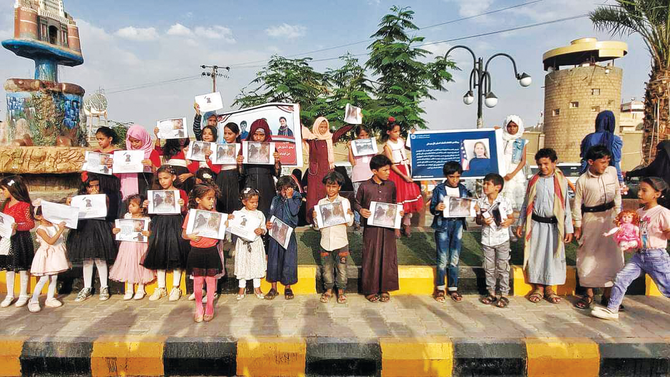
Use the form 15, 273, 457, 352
501, 115, 524, 141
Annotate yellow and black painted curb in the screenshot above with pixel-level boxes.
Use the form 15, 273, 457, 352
1, 335, 668, 376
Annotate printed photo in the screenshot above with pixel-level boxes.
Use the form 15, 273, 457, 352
462, 138, 492, 175
368, 201, 402, 229
186, 209, 226, 240
315, 201, 349, 228
42, 201, 79, 229
212, 143, 239, 165
344, 103, 362, 125
351, 138, 378, 157
195, 92, 223, 113
243, 141, 275, 165
115, 218, 150, 243
443, 197, 477, 218
156, 117, 188, 139
148, 190, 181, 215
186, 141, 214, 162
83, 151, 113, 175
112, 150, 145, 174
228, 210, 262, 241
71, 194, 107, 219
269, 216, 292, 249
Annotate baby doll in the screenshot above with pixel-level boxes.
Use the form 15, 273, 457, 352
603, 210, 641, 251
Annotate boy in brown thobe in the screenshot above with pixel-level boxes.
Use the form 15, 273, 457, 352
355, 154, 401, 302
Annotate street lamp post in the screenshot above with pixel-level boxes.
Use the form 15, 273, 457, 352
445, 45, 532, 128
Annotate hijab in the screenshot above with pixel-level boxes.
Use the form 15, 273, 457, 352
302, 116, 334, 168
501, 115, 525, 141
120, 125, 154, 199
594, 110, 616, 152
246, 119, 273, 142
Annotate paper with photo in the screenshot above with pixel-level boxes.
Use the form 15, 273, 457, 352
83, 151, 113, 175
113, 150, 146, 173
228, 210, 262, 241
344, 103, 362, 124
195, 92, 223, 113
42, 201, 79, 229
212, 143, 240, 165
0, 212, 15, 239
115, 218, 149, 243
269, 216, 292, 249
242, 141, 275, 165
443, 197, 477, 218
481, 201, 509, 231
156, 117, 188, 139
351, 138, 378, 157
148, 190, 181, 215
186, 141, 215, 162
368, 201, 402, 229
314, 200, 351, 229
71, 194, 107, 219
186, 209, 227, 240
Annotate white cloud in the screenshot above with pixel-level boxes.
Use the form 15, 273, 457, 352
265, 23, 306, 39
114, 26, 159, 41
166, 23, 192, 37
166, 24, 235, 43
446, 0, 495, 18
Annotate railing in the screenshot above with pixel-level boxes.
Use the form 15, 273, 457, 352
37, 7, 71, 25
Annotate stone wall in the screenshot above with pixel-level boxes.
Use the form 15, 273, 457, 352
0, 146, 85, 174
543, 66, 623, 162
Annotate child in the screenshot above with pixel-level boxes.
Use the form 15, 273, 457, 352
0, 176, 35, 308
265, 176, 301, 300
119, 125, 161, 201
194, 125, 218, 170
476, 173, 515, 308
384, 117, 422, 237
142, 166, 190, 301
206, 122, 243, 214
67, 173, 117, 302
354, 154, 401, 302
154, 135, 199, 194
232, 188, 267, 300
348, 125, 374, 231
183, 184, 224, 322
592, 177, 670, 320
28, 200, 70, 312
516, 148, 573, 304
429, 162, 470, 303
110, 195, 155, 300
192, 103, 218, 142
240, 119, 281, 217
314, 171, 354, 304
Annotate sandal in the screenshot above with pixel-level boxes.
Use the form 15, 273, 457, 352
574, 295, 594, 309
264, 288, 278, 300
284, 288, 294, 300
366, 294, 379, 303
480, 294, 497, 305
496, 296, 510, 308
544, 290, 561, 304
320, 292, 332, 303
528, 289, 543, 303
403, 224, 412, 238
337, 291, 347, 304
449, 291, 463, 302
434, 290, 446, 303
379, 292, 391, 302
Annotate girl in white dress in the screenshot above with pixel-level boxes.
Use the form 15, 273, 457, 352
500, 115, 528, 211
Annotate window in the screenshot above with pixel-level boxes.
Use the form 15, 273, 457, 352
552, 109, 560, 116
591, 106, 600, 113
570, 102, 579, 108
48, 25, 58, 45
591, 88, 600, 95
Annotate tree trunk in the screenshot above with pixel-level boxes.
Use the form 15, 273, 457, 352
642, 66, 670, 164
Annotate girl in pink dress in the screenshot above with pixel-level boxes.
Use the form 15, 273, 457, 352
603, 210, 642, 251
110, 194, 155, 300
348, 125, 374, 230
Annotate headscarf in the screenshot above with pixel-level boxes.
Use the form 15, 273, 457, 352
246, 119, 273, 142
594, 110, 616, 152
502, 115, 525, 141
203, 111, 217, 126
120, 125, 154, 199
302, 117, 334, 169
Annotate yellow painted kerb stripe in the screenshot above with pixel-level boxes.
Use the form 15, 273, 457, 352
91, 335, 166, 377
380, 337, 453, 377
236, 337, 306, 377
0, 337, 27, 377
525, 337, 599, 377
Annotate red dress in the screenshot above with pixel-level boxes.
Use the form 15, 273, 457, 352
0, 201, 35, 271
386, 138, 422, 214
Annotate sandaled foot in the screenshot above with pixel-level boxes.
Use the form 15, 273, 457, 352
449, 291, 462, 302
545, 291, 561, 304
320, 292, 332, 303
528, 289, 543, 303
366, 294, 379, 303
264, 288, 278, 300
403, 225, 412, 238
380, 292, 391, 302
480, 294, 497, 305
337, 291, 347, 304
496, 296, 510, 308
574, 295, 594, 309
434, 290, 446, 303
284, 288, 294, 300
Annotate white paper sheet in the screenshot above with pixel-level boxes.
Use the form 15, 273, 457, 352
195, 92, 223, 113
186, 141, 215, 162
82, 151, 113, 175
112, 150, 146, 173
268, 215, 293, 249
186, 209, 227, 240
228, 210, 262, 241
71, 194, 108, 219
344, 103, 362, 125
212, 143, 240, 165
367, 201, 402, 229
242, 141, 275, 165
351, 138, 378, 157
42, 201, 79, 229
148, 190, 181, 215
156, 117, 188, 139
115, 218, 150, 242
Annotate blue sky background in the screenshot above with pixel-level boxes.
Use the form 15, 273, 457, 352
0, 0, 649, 132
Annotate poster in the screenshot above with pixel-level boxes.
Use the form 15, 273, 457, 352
242, 141, 275, 165
71, 194, 108, 219
42, 201, 79, 229
367, 201, 402, 229
212, 143, 240, 165
148, 190, 181, 215
186, 209, 227, 240
112, 150, 146, 173
216, 103, 303, 167
409, 128, 505, 180
195, 92, 223, 113
156, 117, 188, 139
83, 151, 113, 175
268, 216, 292, 249
186, 141, 215, 162
115, 218, 150, 242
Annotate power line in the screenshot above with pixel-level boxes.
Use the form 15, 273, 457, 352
106, 75, 201, 94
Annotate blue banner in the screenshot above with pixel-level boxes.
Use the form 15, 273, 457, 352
409, 129, 504, 180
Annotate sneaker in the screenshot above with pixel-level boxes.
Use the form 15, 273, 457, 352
0, 295, 15, 308
74, 288, 92, 302
123, 291, 134, 301
591, 306, 619, 320
99, 287, 110, 301
28, 301, 41, 313
188, 292, 196, 301
15, 295, 30, 307
188, 290, 205, 301
168, 287, 182, 301
133, 290, 146, 300
149, 287, 167, 301
45, 298, 62, 308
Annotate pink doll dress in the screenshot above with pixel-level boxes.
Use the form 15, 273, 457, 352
613, 223, 640, 245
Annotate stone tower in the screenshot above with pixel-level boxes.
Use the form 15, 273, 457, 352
542, 38, 627, 162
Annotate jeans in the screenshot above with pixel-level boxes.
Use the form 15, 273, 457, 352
321, 245, 348, 290
608, 248, 670, 311
482, 241, 511, 295
353, 182, 362, 225
435, 220, 463, 291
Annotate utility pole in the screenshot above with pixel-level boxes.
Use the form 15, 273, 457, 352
201, 65, 230, 92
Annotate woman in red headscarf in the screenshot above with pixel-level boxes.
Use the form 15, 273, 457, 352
240, 119, 282, 216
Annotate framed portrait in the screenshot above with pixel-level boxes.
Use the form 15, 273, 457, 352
351, 138, 378, 157
212, 143, 240, 165
186, 141, 215, 162
71, 194, 108, 219
368, 201, 402, 229
83, 151, 113, 175
148, 190, 181, 215
228, 210, 262, 241
314, 200, 351, 229
186, 209, 227, 240
268, 216, 292, 249
344, 103, 362, 125
443, 197, 477, 218
156, 117, 188, 139
42, 201, 79, 229
115, 218, 150, 243
195, 92, 223, 113
112, 150, 146, 174
242, 141, 275, 165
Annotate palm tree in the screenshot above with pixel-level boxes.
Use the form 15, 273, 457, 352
590, 1, 669, 163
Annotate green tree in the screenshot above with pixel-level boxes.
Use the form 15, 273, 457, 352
590, 1, 670, 163
365, 6, 456, 135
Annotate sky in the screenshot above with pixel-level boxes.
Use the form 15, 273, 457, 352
0, 0, 650, 132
